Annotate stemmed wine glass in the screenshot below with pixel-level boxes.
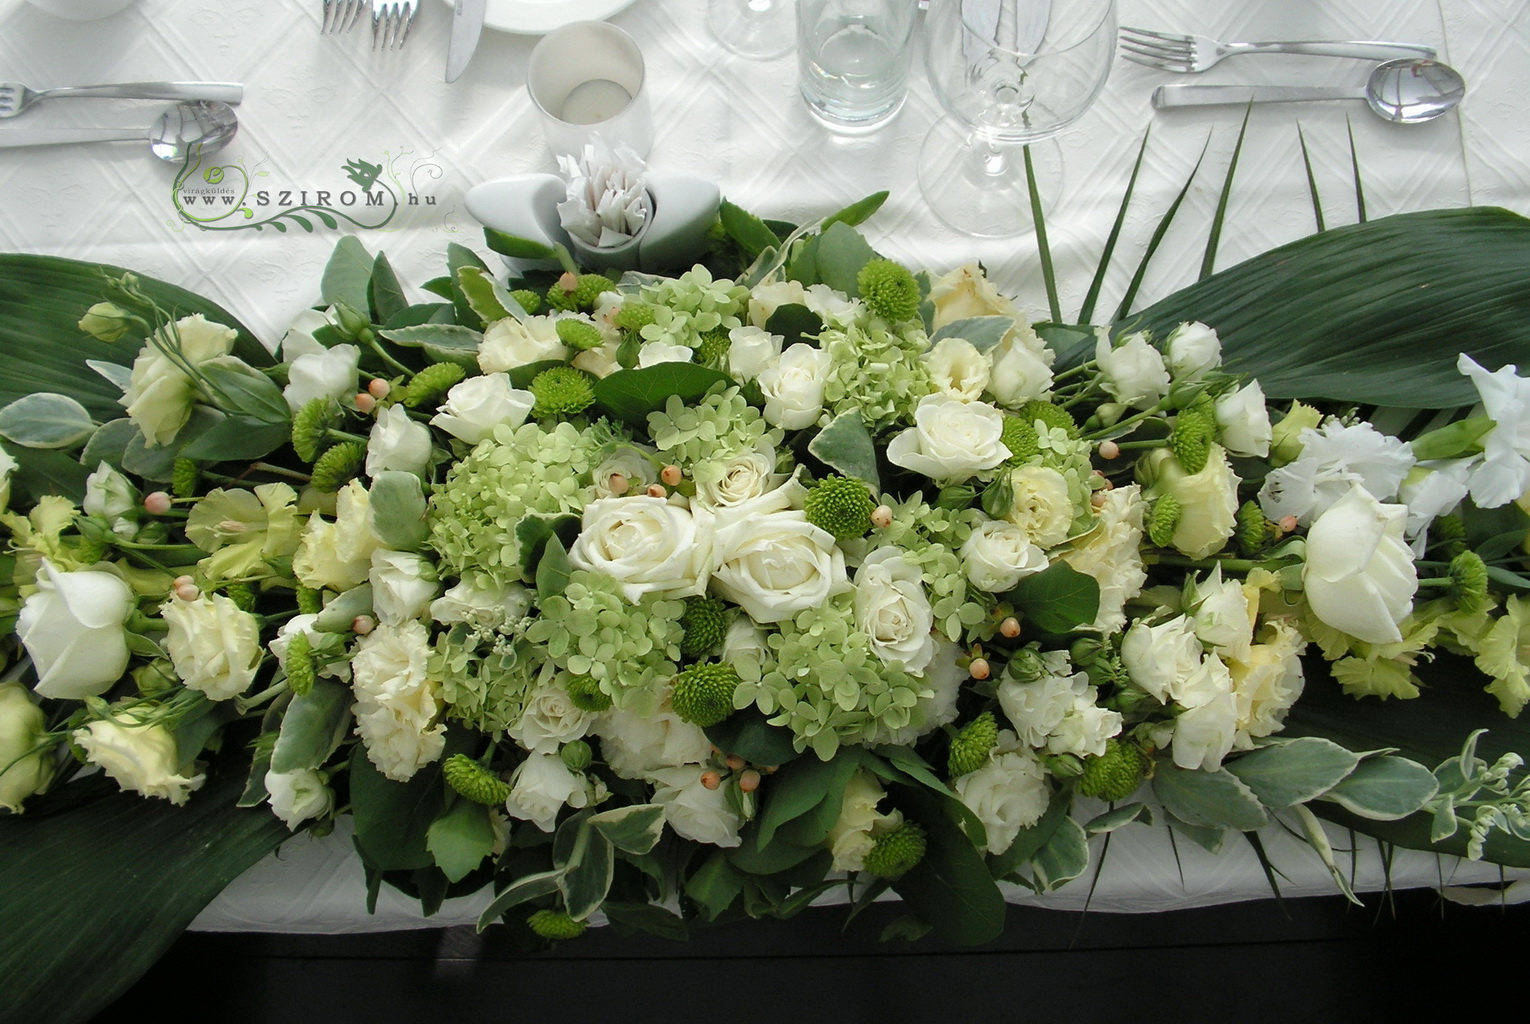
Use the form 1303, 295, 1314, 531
919, 0, 1117, 238
708, 0, 796, 60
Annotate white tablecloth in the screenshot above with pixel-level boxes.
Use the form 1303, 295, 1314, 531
2, 0, 1528, 930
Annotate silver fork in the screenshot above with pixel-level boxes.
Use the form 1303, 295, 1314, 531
0, 80, 244, 119
322, 0, 364, 33
371, 0, 417, 50
1118, 26, 1436, 73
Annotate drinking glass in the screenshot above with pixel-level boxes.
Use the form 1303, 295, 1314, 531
918, 0, 1117, 237
708, 0, 796, 60
797, 0, 919, 131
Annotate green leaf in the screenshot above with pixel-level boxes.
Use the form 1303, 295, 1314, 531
1321, 755, 1440, 821
1166, 815, 1226, 855
1291, 802, 1362, 906
483, 228, 556, 260
1348, 118, 1367, 222
368, 251, 409, 326
476, 868, 565, 931
426, 798, 496, 884
705, 707, 801, 767
456, 265, 514, 324
515, 513, 580, 575
378, 323, 483, 353
763, 302, 824, 347
321, 236, 374, 313
1224, 737, 1360, 809
368, 471, 430, 551
1112, 137, 1209, 321
1296, 124, 1326, 233
1200, 101, 1252, 280
727, 822, 824, 875
1083, 802, 1152, 834
1008, 562, 1100, 635
1152, 763, 1269, 832
1024, 145, 1061, 324
587, 803, 666, 855
11, 447, 91, 503
591, 364, 735, 427
79, 418, 138, 470
685, 850, 744, 920
807, 411, 880, 490
813, 221, 878, 297
175, 413, 290, 463
535, 534, 572, 600
349, 742, 449, 872
0, 393, 95, 448
270, 680, 351, 774
990, 787, 1071, 879
313, 583, 373, 632
199, 356, 289, 425
1030, 816, 1090, 892
821, 190, 888, 231
1080, 128, 1150, 324
0, 768, 289, 1024
1131, 208, 1530, 408
889, 786, 1006, 946
601, 901, 689, 942
872, 745, 987, 848
560, 828, 616, 921
928, 315, 1015, 354
446, 243, 491, 331
755, 748, 859, 848
718, 199, 781, 258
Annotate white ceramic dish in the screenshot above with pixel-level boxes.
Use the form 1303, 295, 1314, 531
438, 0, 639, 35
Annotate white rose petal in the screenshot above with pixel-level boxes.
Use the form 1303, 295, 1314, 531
283, 344, 360, 411
430, 374, 534, 445
1120, 615, 1203, 704
962, 518, 1048, 592
72, 715, 205, 805
503, 751, 597, 832
637, 341, 695, 368
597, 706, 714, 780
887, 394, 1010, 482
17, 560, 134, 699
568, 496, 714, 602
826, 771, 902, 872
726, 326, 783, 382
477, 315, 568, 374
988, 335, 1055, 407
122, 314, 238, 446
508, 679, 593, 755
756, 344, 832, 430
366, 403, 433, 478
711, 510, 849, 623
854, 548, 936, 673
0, 682, 54, 812
1303, 484, 1418, 644
650, 765, 743, 847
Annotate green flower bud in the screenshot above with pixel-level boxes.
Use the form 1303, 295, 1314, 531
529, 366, 595, 419
1448, 550, 1490, 614
442, 753, 511, 806
527, 909, 587, 940
947, 711, 998, 778
1236, 500, 1274, 558
309, 440, 366, 492
679, 595, 729, 658
803, 475, 875, 541
856, 259, 920, 323
403, 363, 467, 408
560, 740, 593, 772
670, 661, 740, 728
77, 302, 136, 343
863, 821, 928, 879
1269, 400, 1323, 466
510, 289, 542, 315
284, 630, 315, 697
1077, 738, 1151, 802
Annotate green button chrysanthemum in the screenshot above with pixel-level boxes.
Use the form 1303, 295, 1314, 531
284, 630, 315, 697
527, 909, 587, 940
530, 366, 596, 419
403, 363, 466, 408
1449, 550, 1490, 614
291, 397, 338, 464
613, 302, 657, 333
555, 318, 605, 352
947, 711, 998, 778
442, 753, 512, 806
856, 258, 920, 323
565, 675, 614, 713
546, 273, 614, 312
1147, 494, 1183, 548
309, 440, 366, 492
1000, 415, 1041, 465
1016, 399, 1078, 438
679, 596, 729, 658
864, 822, 927, 879
804, 475, 875, 540
172, 457, 201, 499
1235, 500, 1273, 557
671, 661, 741, 728
510, 289, 542, 315
1077, 738, 1151, 802
1169, 400, 1216, 474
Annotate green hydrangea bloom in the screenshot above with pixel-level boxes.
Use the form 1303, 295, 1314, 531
646, 387, 779, 470
874, 497, 995, 643
819, 323, 933, 431
856, 259, 921, 323
432, 632, 548, 734
864, 822, 927, 878
442, 753, 511, 805
636, 266, 749, 348
671, 661, 741, 727
804, 475, 875, 540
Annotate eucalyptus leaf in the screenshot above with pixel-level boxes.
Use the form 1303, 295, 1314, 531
368, 471, 430, 551
928, 315, 1016, 354
0, 393, 96, 448
807, 411, 880, 489
270, 680, 352, 774
1322, 755, 1440, 820
1152, 762, 1270, 832
78, 418, 139, 471
314, 584, 373, 631
1224, 736, 1360, 809
426, 799, 497, 884
378, 323, 483, 352
718, 199, 781, 258
813, 221, 878, 297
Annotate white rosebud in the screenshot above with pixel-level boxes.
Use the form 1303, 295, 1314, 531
853, 548, 936, 673
887, 394, 1010, 483
283, 344, 360, 411
366, 404, 433, 478
265, 768, 334, 829
477, 315, 568, 374
747, 280, 809, 328
430, 373, 534, 445
825, 770, 902, 872
0, 682, 55, 812
83, 462, 140, 537
756, 343, 833, 430
1303, 484, 1418, 644
72, 713, 205, 805
369, 549, 440, 626
1095, 329, 1169, 409
1214, 380, 1272, 458
961, 518, 1048, 592
503, 751, 602, 832
725, 326, 783, 382
987, 335, 1054, 407
1164, 321, 1222, 382
122, 314, 239, 446
927, 263, 1020, 328
17, 560, 135, 700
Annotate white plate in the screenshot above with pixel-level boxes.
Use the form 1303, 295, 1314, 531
439, 0, 639, 35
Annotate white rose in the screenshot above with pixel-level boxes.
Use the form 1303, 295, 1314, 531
369, 549, 439, 626
988, 336, 1054, 407
1164, 321, 1222, 382
283, 344, 360, 412
637, 341, 694, 368
503, 751, 599, 832
429, 575, 532, 630
748, 280, 809, 328
720, 617, 770, 667
692, 448, 792, 520
508, 679, 593, 754
854, 548, 936, 673
592, 445, 659, 499
924, 337, 990, 402
1141, 445, 1241, 559
350, 620, 445, 782
1058, 485, 1148, 633
72, 714, 205, 805
887, 394, 1010, 482
725, 326, 782, 382
17, 560, 134, 699
825, 770, 902, 871
1120, 615, 1203, 704
477, 315, 567, 374
928, 263, 1021, 328
160, 592, 262, 701
1189, 566, 1255, 662
1303, 484, 1418, 644
756, 344, 832, 430
650, 765, 744, 847
430, 374, 534, 445
711, 510, 849, 623
597, 706, 713, 780
121, 314, 239, 446
568, 496, 714, 602
265, 768, 334, 829
293, 480, 383, 591
953, 739, 1050, 855
1171, 688, 1240, 771
1004, 465, 1074, 549
962, 518, 1048, 592
1095, 328, 1169, 408
0, 681, 54, 812
1214, 381, 1272, 458
366, 403, 432, 478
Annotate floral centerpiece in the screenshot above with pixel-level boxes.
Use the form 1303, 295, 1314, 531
3, 184, 1530, 1019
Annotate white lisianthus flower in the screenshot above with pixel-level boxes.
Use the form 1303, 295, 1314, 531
282, 344, 360, 412
924, 337, 990, 402
1399, 460, 1472, 555
1059, 485, 1148, 634
160, 592, 262, 701
887, 394, 1010, 483
17, 560, 134, 699
503, 751, 602, 832
747, 280, 809, 328
1120, 614, 1203, 704
1303, 484, 1418, 644
73, 714, 205, 805
987, 335, 1055, 407
1228, 619, 1306, 748
429, 575, 532, 630
350, 620, 446, 782
0, 682, 54, 812
1189, 566, 1255, 663
1141, 446, 1241, 559
1000, 667, 1121, 758
265, 768, 334, 829
961, 518, 1048, 592
854, 547, 936, 673
637, 341, 695, 368
711, 510, 849, 623
568, 495, 714, 602
430, 373, 534, 444
83, 462, 139, 538
650, 765, 744, 847
1214, 381, 1272, 458
1004, 465, 1075, 549
802, 284, 863, 326
275, 308, 332, 360
725, 326, 783, 382
369, 549, 439, 626
122, 314, 239, 446
1170, 684, 1240, 771
293, 480, 383, 591
1259, 420, 1414, 525
1458, 353, 1530, 508
756, 343, 832, 429
597, 706, 714, 780
927, 263, 1021, 328
1095, 329, 1169, 409
366, 403, 432, 478
954, 735, 1051, 855
826, 770, 903, 871
1164, 321, 1222, 382
477, 315, 567, 374
508, 679, 593, 755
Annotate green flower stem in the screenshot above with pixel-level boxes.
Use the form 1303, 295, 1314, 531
248, 462, 313, 483
327, 429, 370, 445
1112, 439, 1169, 452
1149, 553, 1265, 575
236, 678, 287, 714
1051, 360, 1099, 384
364, 336, 413, 377
1082, 401, 1170, 442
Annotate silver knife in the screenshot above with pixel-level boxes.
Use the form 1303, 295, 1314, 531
446, 0, 487, 84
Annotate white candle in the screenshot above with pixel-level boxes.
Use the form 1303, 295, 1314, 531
559, 79, 633, 124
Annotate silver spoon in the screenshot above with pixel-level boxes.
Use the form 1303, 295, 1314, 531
0, 100, 239, 158
1151, 58, 1467, 123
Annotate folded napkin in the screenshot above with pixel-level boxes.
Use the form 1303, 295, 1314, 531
556, 142, 652, 250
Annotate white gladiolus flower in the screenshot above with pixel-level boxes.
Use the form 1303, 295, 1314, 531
1458, 353, 1530, 508
1399, 460, 1472, 555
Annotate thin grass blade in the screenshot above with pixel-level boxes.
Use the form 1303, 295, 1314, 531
1024, 146, 1061, 323
1110, 135, 1210, 323
1297, 124, 1326, 232
1078, 128, 1149, 325
1199, 102, 1253, 280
